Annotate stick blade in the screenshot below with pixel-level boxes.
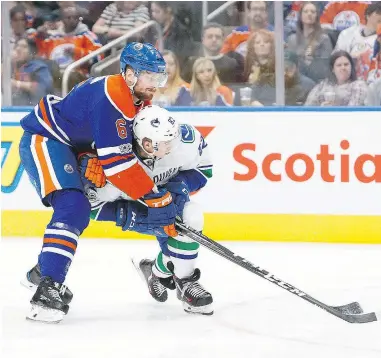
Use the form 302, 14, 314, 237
333, 301, 363, 314
340, 311, 378, 324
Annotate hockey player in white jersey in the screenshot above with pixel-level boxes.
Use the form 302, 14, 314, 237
89, 105, 213, 315
22, 105, 214, 315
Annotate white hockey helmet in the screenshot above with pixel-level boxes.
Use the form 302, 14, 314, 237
133, 105, 181, 158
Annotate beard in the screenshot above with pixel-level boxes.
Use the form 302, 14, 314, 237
134, 89, 155, 101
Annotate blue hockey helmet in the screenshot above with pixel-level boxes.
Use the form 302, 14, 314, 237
120, 42, 167, 86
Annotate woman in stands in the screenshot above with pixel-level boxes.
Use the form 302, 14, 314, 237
286, 2, 332, 83
175, 57, 233, 106
305, 50, 368, 106
152, 50, 189, 106
11, 37, 53, 106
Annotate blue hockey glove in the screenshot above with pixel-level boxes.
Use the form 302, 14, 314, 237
143, 188, 177, 237
164, 179, 190, 218
116, 201, 172, 237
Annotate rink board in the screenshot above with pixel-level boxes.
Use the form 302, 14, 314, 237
2, 108, 381, 243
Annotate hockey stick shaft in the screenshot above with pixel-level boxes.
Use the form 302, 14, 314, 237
136, 199, 376, 323
174, 222, 378, 324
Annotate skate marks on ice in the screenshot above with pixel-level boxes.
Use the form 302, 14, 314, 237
1, 238, 381, 358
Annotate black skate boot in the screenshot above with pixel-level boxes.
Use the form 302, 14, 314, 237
27, 277, 70, 323
173, 268, 213, 315
21, 264, 73, 304
132, 259, 175, 303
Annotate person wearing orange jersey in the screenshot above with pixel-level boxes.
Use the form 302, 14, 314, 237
35, 6, 102, 74
18, 42, 174, 323
320, 1, 370, 31
221, 1, 273, 58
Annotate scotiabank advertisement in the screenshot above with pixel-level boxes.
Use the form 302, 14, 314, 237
2, 109, 381, 242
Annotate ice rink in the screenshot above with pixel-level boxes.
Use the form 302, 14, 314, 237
1, 238, 380, 358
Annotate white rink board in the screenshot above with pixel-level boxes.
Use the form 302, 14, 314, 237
2, 110, 380, 215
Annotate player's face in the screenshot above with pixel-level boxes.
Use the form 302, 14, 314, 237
142, 139, 175, 159
134, 71, 168, 101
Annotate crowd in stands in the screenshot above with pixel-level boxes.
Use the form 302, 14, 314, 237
4, 1, 381, 106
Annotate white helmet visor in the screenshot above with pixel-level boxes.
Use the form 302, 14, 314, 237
138, 71, 168, 88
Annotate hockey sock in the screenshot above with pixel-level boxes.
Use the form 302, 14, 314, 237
153, 236, 200, 279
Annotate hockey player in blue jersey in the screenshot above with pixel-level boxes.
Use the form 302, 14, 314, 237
19, 42, 178, 323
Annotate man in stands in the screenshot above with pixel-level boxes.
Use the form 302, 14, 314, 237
221, 1, 273, 58
182, 23, 241, 84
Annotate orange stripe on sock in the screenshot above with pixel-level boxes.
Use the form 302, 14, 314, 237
99, 154, 134, 166
39, 99, 52, 128
34, 135, 57, 197
44, 238, 77, 251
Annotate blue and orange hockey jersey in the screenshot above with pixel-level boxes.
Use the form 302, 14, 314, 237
20, 74, 154, 199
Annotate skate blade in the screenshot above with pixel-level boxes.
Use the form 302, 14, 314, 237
183, 302, 214, 316
131, 257, 148, 285
20, 277, 37, 292
26, 304, 65, 323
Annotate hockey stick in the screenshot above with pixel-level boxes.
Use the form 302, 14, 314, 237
136, 199, 376, 323
174, 221, 378, 324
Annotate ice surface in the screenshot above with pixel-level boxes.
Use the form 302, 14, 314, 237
1, 238, 380, 358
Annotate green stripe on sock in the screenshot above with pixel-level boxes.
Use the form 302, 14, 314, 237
167, 237, 200, 251
156, 252, 171, 274
90, 208, 100, 220
199, 168, 213, 178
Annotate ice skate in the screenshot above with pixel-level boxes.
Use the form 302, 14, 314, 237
21, 264, 73, 304
173, 268, 213, 315
27, 277, 70, 323
132, 258, 175, 302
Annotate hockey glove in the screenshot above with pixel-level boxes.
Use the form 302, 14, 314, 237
78, 153, 106, 188
117, 201, 173, 238
143, 188, 178, 237
164, 179, 190, 218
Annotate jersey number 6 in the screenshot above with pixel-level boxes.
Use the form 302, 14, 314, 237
116, 118, 127, 139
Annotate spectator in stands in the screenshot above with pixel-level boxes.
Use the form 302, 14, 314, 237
152, 50, 189, 106
243, 29, 274, 85
365, 77, 381, 105
10, 5, 28, 48
11, 37, 52, 106
182, 23, 240, 84
241, 43, 315, 106
365, 24, 381, 84
320, 1, 369, 31
335, 2, 381, 83
221, 1, 273, 58
19, 1, 39, 29
149, 1, 196, 67
287, 2, 333, 83
175, 57, 233, 106
92, 2, 149, 43
35, 6, 102, 75
305, 50, 368, 106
